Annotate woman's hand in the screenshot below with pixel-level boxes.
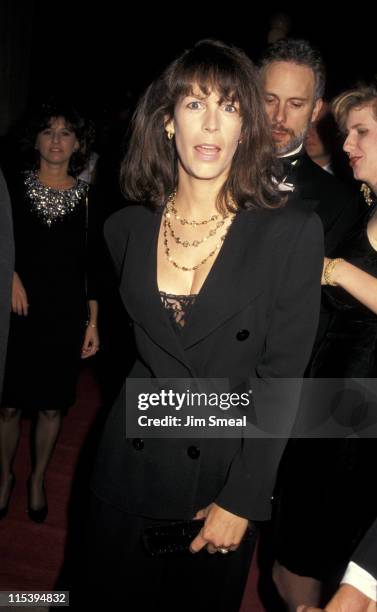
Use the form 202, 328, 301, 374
81, 325, 100, 359
189, 502, 249, 554
12, 272, 29, 315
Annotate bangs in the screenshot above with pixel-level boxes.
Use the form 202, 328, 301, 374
168, 47, 250, 112
161, 40, 260, 119
38, 114, 76, 134
175, 69, 240, 103
333, 87, 377, 131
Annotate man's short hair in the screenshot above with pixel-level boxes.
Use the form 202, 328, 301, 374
259, 39, 326, 101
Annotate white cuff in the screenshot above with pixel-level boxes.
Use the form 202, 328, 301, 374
341, 561, 377, 602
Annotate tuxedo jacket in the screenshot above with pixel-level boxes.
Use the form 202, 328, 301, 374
91, 198, 323, 521
353, 516, 377, 580
0, 169, 14, 398
290, 153, 362, 255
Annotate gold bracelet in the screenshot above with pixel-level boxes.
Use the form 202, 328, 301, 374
87, 322, 97, 328
323, 258, 344, 286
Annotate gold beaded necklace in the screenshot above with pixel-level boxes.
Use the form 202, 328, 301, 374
165, 204, 227, 248
167, 191, 221, 226
162, 193, 235, 272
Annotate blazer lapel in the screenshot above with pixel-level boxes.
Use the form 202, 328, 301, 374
120, 208, 193, 372
121, 206, 266, 365
182, 209, 265, 349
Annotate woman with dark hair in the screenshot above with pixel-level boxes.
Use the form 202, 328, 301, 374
0, 101, 100, 523
86, 39, 323, 611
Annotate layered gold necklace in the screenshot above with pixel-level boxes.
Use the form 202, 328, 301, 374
168, 198, 221, 226
163, 192, 235, 272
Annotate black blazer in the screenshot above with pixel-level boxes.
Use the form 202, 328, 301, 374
91, 198, 323, 521
291, 153, 362, 255
353, 516, 377, 580
0, 169, 14, 398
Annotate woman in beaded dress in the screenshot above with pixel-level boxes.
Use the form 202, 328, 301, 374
273, 87, 377, 611
0, 102, 100, 523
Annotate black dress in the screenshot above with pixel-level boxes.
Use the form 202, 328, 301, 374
274, 202, 377, 581
1, 171, 100, 412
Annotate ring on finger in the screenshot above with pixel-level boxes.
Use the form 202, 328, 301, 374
218, 547, 229, 554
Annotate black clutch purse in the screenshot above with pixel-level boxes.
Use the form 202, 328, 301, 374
142, 518, 205, 556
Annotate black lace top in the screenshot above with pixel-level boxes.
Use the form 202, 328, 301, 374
159, 291, 197, 330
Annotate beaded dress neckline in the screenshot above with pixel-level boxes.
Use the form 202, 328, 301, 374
24, 170, 88, 227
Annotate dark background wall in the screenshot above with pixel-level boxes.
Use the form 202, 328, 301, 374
1, 2, 376, 136
0, 2, 34, 136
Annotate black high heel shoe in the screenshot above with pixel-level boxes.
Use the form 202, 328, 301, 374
26, 476, 48, 523
0, 473, 16, 520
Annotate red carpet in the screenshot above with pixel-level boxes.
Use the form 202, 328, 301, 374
0, 365, 265, 610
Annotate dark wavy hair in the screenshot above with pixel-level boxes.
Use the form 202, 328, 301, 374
121, 39, 284, 213
21, 100, 95, 176
259, 39, 326, 102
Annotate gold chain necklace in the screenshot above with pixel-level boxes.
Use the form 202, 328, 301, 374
167, 191, 221, 226
163, 211, 233, 271
162, 191, 235, 271
165, 204, 227, 248
163, 216, 229, 271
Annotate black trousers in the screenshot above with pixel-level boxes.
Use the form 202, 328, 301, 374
79, 493, 256, 612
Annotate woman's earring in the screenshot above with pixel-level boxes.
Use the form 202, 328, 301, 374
361, 183, 373, 206
167, 131, 174, 140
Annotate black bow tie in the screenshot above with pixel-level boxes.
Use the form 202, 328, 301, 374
279, 151, 302, 179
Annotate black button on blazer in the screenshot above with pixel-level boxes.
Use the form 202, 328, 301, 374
236, 330, 250, 341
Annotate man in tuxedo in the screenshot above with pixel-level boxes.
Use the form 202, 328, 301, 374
0, 168, 14, 398
298, 516, 377, 610
259, 39, 362, 358
259, 38, 361, 255
257, 39, 366, 611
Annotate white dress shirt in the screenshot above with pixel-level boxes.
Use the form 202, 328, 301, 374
342, 561, 377, 601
